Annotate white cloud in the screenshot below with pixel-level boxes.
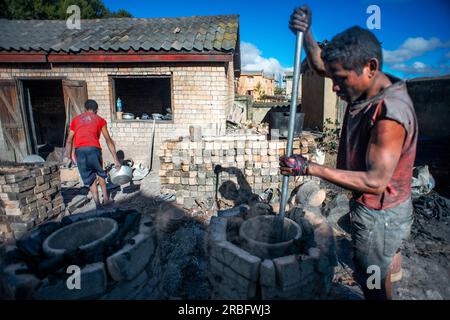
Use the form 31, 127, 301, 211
241, 41, 291, 79
390, 61, 440, 75
383, 37, 450, 64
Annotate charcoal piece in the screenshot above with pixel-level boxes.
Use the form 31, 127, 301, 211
115, 211, 142, 244
61, 210, 106, 225
35, 255, 67, 278
16, 222, 60, 258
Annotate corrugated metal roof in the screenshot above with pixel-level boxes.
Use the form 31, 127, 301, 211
0, 15, 239, 53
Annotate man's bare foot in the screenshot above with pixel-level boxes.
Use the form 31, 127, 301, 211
103, 198, 115, 207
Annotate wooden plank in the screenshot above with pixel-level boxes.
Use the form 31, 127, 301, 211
62, 80, 88, 119
0, 88, 21, 124
0, 53, 47, 63
3, 129, 25, 160
0, 80, 28, 162
48, 53, 233, 63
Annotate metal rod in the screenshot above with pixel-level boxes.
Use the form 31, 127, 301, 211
26, 87, 38, 154
278, 30, 304, 221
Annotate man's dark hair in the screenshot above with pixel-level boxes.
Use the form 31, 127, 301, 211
321, 26, 383, 74
85, 99, 98, 112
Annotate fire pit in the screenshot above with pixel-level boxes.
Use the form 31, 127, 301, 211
239, 215, 302, 259
43, 217, 118, 258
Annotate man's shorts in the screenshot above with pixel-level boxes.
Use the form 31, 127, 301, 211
75, 146, 107, 187
350, 197, 413, 287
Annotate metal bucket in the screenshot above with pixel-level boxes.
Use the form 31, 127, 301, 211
268, 107, 304, 138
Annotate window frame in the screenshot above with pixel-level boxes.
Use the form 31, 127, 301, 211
109, 74, 174, 123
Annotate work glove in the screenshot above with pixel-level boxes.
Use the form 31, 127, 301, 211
279, 154, 310, 176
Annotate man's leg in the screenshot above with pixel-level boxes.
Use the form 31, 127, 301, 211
350, 199, 390, 300
385, 270, 392, 300
97, 176, 111, 205
87, 147, 111, 206
76, 147, 99, 207
89, 178, 101, 208
351, 198, 413, 300
390, 250, 403, 282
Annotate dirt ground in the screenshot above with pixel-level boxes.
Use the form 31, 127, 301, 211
63, 153, 449, 300
321, 152, 450, 300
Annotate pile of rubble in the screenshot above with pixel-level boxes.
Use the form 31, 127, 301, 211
0, 197, 212, 300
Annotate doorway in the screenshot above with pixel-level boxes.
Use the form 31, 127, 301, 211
21, 79, 66, 159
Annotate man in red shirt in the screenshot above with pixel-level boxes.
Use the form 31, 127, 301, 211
282, 6, 418, 299
64, 99, 121, 208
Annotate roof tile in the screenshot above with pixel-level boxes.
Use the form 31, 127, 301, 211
0, 15, 239, 53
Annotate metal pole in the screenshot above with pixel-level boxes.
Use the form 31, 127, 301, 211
278, 30, 304, 222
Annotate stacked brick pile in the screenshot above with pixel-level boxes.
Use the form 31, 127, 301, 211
0, 163, 65, 241
159, 132, 319, 208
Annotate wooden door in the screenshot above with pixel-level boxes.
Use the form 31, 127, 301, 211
62, 80, 88, 120
0, 80, 28, 162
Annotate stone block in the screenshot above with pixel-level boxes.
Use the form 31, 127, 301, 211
33, 262, 107, 300
210, 241, 261, 281
208, 216, 228, 243
106, 233, 155, 281
5, 208, 23, 216
210, 257, 258, 299
260, 259, 276, 287
10, 219, 35, 232
102, 271, 148, 300
273, 255, 301, 288
298, 255, 316, 281
34, 183, 50, 194
0, 272, 41, 300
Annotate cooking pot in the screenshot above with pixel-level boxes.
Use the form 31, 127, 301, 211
109, 165, 133, 185
122, 113, 135, 120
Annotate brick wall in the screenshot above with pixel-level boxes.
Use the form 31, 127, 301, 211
159, 132, 319, 209
0, 61, 234, 166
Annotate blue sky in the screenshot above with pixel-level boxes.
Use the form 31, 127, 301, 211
104, 0, 450, 79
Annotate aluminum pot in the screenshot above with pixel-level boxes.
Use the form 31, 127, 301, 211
122, 113, 135, 120
109, 165, 133, 185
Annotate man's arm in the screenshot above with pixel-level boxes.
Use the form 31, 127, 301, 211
308, 120, 406, 194
101, 126, 121, 168
64, 130, 75, 160
289, 5, 327, 77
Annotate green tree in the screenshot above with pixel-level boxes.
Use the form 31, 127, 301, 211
254, 81, 266, 101
274, 87, 285, 95
0, 0, 132, 19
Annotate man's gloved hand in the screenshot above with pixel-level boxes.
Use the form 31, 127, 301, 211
279, 154, 310, 176
289, 5, 312, 34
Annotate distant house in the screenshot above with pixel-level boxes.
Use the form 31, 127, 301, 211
237, 70, 275, 101
0, 15, 240, 165
282, 71, 302, 101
